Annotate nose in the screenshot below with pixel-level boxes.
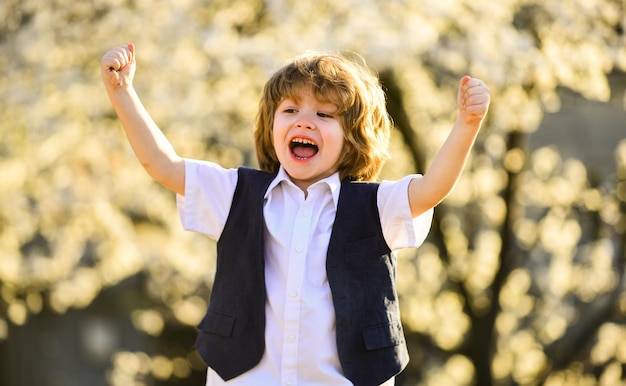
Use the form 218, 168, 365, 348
296, 116, 315, 130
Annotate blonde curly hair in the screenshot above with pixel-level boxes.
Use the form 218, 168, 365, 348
254, 51, 391, 182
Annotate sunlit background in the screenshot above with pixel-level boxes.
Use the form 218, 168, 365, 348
1, 0, 625, 385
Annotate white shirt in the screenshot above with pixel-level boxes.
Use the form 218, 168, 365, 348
177, 159, 433, 386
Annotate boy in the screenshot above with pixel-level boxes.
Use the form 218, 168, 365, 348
101, 44, 490, 385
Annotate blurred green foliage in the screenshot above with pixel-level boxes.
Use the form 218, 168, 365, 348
1, 0, 625, 385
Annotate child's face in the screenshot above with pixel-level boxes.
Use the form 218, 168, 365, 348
272, 89, 345, 192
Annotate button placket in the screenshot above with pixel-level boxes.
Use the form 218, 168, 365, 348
281, 200, 313, 383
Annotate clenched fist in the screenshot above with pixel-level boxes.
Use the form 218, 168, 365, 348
101, 43, 135, 89
457, 76, 490, 126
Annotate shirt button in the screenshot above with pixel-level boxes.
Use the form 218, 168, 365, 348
301, 209, 309, 217
287, 335, 295, 343
289, 290, 298, 297
295, 245, 304, 252
286, 379, 294, 386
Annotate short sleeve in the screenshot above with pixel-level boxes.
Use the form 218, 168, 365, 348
176, 159, 239, 240
377, 175, 434, 250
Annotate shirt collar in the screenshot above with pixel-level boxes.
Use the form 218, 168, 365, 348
264, 166, 341, 207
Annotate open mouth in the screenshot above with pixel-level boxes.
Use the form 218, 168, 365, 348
290, 138, 319, 160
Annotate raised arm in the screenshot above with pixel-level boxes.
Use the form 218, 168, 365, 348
408, 76, 490, 217
101, 44, 185, 195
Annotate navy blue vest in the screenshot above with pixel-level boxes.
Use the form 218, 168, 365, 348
195, 167, 408, 386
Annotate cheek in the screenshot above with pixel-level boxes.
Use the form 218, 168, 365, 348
337, 137, 347, 153
272, 114, 288, 135
271, 122, 282, 145
335, 129, 347, 152
271, 133, 282, 156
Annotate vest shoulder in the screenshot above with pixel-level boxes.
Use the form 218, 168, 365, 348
341, 179, 381, 194
237, 167, 274, 178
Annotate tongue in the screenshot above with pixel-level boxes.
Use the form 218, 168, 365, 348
292, 144, 318, 159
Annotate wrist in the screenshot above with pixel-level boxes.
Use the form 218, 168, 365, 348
106, 83, 135, 97
456, 114, 483, 132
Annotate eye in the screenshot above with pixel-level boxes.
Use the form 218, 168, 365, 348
317, 112, 334, 118
284, 108, 298, 114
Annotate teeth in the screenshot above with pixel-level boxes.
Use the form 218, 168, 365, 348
291, 138, 316, 146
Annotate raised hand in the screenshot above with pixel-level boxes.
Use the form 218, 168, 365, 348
101, 43, 136, 89
457, 75, 490, 126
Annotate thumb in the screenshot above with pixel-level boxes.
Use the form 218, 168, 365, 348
457, 75, 471, 106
